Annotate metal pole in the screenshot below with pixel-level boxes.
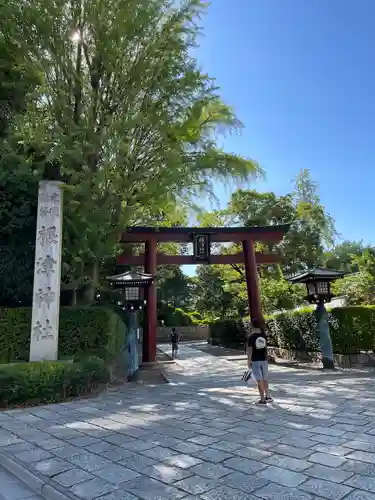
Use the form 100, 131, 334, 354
315, 301, 334, 369
127, 310, 139, 380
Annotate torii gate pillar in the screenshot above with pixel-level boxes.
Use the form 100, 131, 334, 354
242, 239, 262, 321
144, 238, 157, 362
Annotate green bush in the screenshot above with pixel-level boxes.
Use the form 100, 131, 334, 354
210, 306, 375, 355
0, 307, 125, 363
267, 306, 375, 355
0, 356, 109, 407
210, 319, 248, 348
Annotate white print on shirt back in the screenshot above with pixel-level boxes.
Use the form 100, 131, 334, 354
255, 337, 266, 349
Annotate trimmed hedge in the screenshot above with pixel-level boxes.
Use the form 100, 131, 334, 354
210, 306, 375, 355
267, 306, 375, 354
0, 307, 125, 363
0, 356, 109, 407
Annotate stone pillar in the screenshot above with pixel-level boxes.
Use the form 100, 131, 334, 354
242, 238, 262, 321
29, 181, 63, 362
144, 238, 157, 362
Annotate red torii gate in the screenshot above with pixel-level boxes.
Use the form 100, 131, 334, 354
117, 225, 290, 362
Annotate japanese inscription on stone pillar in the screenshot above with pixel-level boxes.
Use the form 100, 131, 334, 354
30, 181, 63, 361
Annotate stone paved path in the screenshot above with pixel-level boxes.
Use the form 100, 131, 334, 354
0, 465, 43, 500
2, 344, 375, 500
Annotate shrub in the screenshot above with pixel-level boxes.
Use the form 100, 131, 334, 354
210, 306, 375, 355
0, 356, 109, 407
267, 306, 375, 355
0, 307, 125, 363
210, 319, 247, 348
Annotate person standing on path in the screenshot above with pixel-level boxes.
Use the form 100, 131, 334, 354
170, 327, 179, 359
247, 317, 272, 405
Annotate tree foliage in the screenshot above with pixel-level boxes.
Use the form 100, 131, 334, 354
0, 0, 261, 305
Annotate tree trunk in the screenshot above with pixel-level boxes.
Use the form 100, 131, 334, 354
71, 289, 77, 306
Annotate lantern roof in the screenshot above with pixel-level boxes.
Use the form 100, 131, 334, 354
106, 270, 153, 286
288, 267, 346, 284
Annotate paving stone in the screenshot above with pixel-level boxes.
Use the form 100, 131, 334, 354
305, 463, 353, 483
119, 454, 158, 473
52, 443, 83, 458
0, 431, 23, 447
99, 490, 139, 500
67, 451, 113, 471
101, 446, 135, 462
309, 434, 347, 445
256, 465, 307, 487
121, 476, 186, 500
33, 437, 66, 450
263, 454, 310, 472
2, 442, 34, 455
312, 444, 351, 457
52, 468, 94, 487
164, 453, 202, 469
70, 436, 101, 448
168, 441, 205, 455
345, 474, 375, 493
84, 441, 117, 455
308, 452, 346, 467
92, 464, 140, 485
253, 482, 314, 500
299, 478, 353, 499
223, 456, 266, 474
221, 471, 269, 493
342, 459, 375, 476
344, 441, 375, 453
141, 446, 179, 461
188, 435, 219, 446
233, 446, 271, 461
347, 450, 375, 464
189, 462, 231, 479
277, 436, 316, 449
70, 477, 117, 500
144, 463, 192, 484
209, 441, 243, 453
173, 475, 217, 495
33, 457, 73, 477
0, 472, 42, 500
201, 485, 257, 500
14, 447, 52, 463
104, 433, 136, 446
193, 448, 233, 463
344, 491, 375, 500
121, 439, 157, 452
272, 444, 312, 459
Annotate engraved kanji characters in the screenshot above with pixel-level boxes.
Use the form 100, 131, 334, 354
35, 287, 55, 309
37, 226, 58, 246
36, 255, 57, 277
39, 205, 60, 217
32, 319, 54, 341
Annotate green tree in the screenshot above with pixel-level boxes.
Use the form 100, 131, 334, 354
3, 0, 260, 302
324, 240, 365, 273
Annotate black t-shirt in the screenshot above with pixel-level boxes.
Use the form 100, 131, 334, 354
248, 332, 267, 362
170, 332, 178, 343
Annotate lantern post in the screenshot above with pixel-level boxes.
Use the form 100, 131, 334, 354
106, 271, 153, 380
289, 268, 345, 369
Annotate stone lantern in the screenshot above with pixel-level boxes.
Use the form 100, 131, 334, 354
106, 270, 153, 380
289, 267, 345, 369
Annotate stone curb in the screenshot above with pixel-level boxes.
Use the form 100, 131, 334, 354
0, 452, 81, 500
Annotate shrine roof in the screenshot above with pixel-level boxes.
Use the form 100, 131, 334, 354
121, 224, 290, 243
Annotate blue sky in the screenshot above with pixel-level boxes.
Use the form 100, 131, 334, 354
193, 0, 375, 245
